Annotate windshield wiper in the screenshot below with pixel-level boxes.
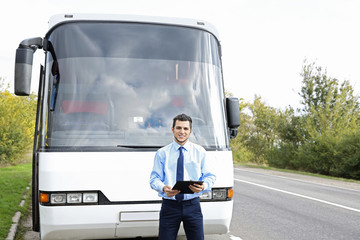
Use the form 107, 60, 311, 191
116, 145, 161, 149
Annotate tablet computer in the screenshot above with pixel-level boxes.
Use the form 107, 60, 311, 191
172, 180, 204, 194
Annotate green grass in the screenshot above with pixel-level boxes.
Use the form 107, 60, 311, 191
14, 189, 32, 240
0, 163, 32, 239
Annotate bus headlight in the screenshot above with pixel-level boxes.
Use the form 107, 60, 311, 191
83, 193, 98, 203
199, 188, 233, 201
51, 193, 66, 204
67, 193, 82, 203
212, 189, 227, 200
199, 191, 212, 200
40, 191, 99, 205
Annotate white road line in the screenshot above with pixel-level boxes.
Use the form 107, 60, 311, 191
229, 235, 243, 240
235, 168, 360, 192
235, 178, 360, 213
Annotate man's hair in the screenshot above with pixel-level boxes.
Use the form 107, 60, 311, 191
172, 113, 192, 129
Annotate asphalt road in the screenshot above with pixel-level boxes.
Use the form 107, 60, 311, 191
22, 166, 360, 240
229, 166, 360, 240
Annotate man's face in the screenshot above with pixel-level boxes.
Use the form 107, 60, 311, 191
172, 120, 192, 145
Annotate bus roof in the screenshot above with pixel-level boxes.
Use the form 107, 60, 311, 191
48, 14, 220, 40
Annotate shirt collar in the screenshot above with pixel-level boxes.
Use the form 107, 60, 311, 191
173, 140, 190, 151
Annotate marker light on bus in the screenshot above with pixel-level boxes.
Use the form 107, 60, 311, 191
40, 193, 49, 203
227, 188, 233, 198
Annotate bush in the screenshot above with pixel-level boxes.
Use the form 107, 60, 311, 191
0, 78, 37, 165
332, 132, 360, 179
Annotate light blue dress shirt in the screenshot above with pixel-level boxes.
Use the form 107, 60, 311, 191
150, 140, 216, 200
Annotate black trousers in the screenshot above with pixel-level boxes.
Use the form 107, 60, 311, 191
159, 198, 204, 240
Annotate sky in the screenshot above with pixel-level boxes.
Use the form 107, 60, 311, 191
1, 0, 360, 109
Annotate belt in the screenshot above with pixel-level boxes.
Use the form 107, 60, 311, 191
162, 197, 199, 205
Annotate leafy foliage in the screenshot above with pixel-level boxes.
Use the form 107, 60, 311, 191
0, 78, 37, 165
231, 61, 360, 180
234, 96, 280, 165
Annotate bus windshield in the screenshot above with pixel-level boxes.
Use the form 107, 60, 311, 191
41, 22, 229, 149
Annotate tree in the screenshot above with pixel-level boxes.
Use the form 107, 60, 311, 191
0, 77, 37, 165
230, 61, 360, 179
300, 61, 359, 136
231, 96, 279, 165
297, 61, 360, 177
230, 99, 254, 163
267, 107, 306, 169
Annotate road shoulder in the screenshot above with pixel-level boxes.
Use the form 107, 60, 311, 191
234, 165, 360, 191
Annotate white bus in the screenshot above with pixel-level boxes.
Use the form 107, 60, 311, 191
14, 14, 240, 239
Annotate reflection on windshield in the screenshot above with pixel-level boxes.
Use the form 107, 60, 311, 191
43, 22, 228, 149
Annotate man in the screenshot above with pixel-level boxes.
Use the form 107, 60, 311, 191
150, 113, 216, 240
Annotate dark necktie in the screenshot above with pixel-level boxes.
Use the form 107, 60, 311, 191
176, 146, 184, 201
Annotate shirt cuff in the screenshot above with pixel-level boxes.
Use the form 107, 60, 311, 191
202, 182, 209, 192
158, 183, 165, 193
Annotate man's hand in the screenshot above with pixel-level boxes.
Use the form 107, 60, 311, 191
163, 185, 180, 197
189, 183, 204, 193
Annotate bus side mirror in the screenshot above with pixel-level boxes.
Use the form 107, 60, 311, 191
14, 37, 43, 96
226, 97, 240, 139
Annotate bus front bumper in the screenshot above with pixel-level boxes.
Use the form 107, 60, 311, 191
40, 201, 233, 239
